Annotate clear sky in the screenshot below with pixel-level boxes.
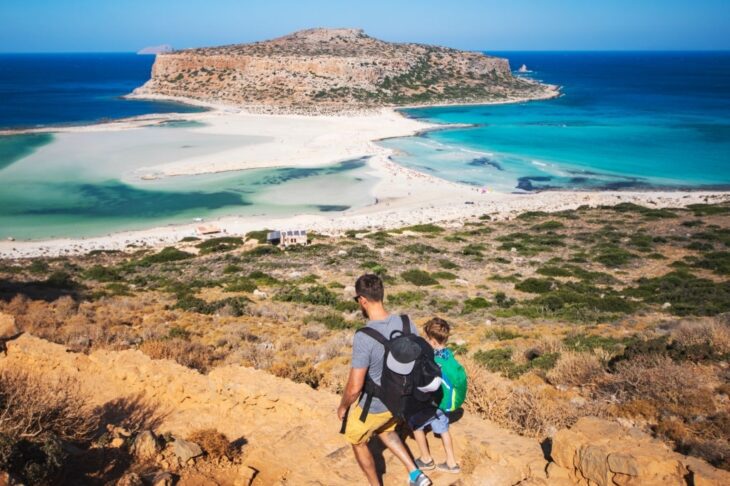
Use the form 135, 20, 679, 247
1, 0, 729, 52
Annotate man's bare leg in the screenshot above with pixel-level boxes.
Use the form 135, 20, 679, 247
352, 442, 381, 486
378, 429, 418, 472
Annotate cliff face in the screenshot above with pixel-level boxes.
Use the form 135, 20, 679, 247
134, 28, 555, 112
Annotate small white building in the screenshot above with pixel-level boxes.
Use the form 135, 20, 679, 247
267, 229, 308, 248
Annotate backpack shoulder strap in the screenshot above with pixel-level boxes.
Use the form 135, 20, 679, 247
400, 314, 412, 335
356, 327, 388, 346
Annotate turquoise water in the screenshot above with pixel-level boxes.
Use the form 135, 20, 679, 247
382, 52, 730, 191
0, 126, 375, 240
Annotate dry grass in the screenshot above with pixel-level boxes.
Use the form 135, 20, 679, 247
139, 339, 216, 373
461, 356, 599, 437
673, 320, 730, 354
547, 351, 604, 388
0, 366, 98, 442
188, 429, 232, 460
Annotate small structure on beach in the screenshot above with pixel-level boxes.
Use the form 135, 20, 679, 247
196, 224, 222, 236
267, 230, 308, 248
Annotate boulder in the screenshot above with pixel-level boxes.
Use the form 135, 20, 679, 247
131, 430, 161, 461
172, 438, 203, 463
0, 314, 18, 339
550, 417, 730, 486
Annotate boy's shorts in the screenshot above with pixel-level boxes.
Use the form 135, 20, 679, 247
408, 408, 449, 435
343, 405, 398, 445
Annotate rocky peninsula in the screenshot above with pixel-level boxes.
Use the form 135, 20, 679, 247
133, 28, 557, 113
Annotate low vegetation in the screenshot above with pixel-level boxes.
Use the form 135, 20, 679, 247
1, 201, 728, 472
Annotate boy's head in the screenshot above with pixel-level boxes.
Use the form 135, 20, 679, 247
424, 317, 450, 345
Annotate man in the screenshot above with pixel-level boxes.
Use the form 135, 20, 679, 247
337, 274, 431, 486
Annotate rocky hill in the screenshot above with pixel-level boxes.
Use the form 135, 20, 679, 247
133, 28, 557, 113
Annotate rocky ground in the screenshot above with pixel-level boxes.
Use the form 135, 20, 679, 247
1, 201, 729, 485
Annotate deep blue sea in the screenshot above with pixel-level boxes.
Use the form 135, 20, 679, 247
382, 51, 730, 191
0, 53, 203, 128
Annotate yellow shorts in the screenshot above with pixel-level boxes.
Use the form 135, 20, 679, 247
343, 405, 398, 445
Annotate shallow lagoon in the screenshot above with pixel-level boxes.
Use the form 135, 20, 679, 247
0, 125, 375, 240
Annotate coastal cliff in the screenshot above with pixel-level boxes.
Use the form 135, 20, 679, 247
133, 28, 557, 113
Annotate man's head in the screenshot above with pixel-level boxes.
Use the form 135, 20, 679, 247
424, 317, 450, 346
354, 274, 385, 319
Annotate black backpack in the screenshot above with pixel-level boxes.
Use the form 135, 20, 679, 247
357, 315, 443, 422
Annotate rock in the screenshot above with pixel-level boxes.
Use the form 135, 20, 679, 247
662, 302, 672, 309
117, 473, 144, 486
151, 471, 174, 486
172, 438, 203, 463
131, 430, 161, 461
0, 314, 18, 339
337, 250, 347, 256
454, 278, 469, 286
551, 417, 716, 486
253, 289, 268, 299
110, 437, 126, 448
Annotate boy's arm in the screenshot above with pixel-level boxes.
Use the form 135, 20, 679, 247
337, 367, 367, 420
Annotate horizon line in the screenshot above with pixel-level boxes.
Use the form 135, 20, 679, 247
2, 48, 730, 55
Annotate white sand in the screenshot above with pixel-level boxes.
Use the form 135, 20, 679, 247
1, 100, 728, 259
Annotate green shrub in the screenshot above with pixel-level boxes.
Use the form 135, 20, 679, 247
515, 278, 554, 294
361, 261, 387, 276
403, 223, 444, 234
516, 211, 549, 220
248, 271, 279, 285
168, 326, 191, 340
388, 290, 426, 306
173, 294, 249, 316
494, 292, 515, 308
462, 297, 491, 314
536, 266, 572, 277
531, 220, 564, 231
245, 229, 271, 244
401, 269, 438, 286
438, 259, 459, 269
473, 348, 559, 379
686, 203, 730, 217
275, 285, 340, 307
447, 342, 469, 356
225, 278, 257, 293
140, 247, 194, 265
432, 271, 458, 280
693, 251, 730, 275
223, 264, 242, 274
83, 265, 121, 282
563, 334, 631, 353
628, 270, 730, 316
403, 243, 439, 254
44, 271, 78, 290
246, 245, 278, 257
196, 237, 243, 254
593, 245, 636, 267
28, 260, 49, 274
309, 312, 356, 330
462, 243, 486, 257
180, 236, 200, 242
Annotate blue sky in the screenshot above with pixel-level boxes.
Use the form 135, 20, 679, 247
1, 0, 728, 52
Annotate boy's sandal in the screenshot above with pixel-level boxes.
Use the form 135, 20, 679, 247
415, 458, 435, 470
436, 463, 461, 474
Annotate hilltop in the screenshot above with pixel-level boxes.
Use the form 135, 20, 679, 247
133, 28, 557, 113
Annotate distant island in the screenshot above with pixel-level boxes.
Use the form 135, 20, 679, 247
137, 44, 173, 55
133, 28, 557, 113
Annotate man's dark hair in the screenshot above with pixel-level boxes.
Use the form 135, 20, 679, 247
355, 274, 384, 302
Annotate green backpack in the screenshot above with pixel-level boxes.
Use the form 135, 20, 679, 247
434, 348, 467, 412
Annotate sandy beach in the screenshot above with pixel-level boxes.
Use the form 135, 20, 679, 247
1, 98, 728, 259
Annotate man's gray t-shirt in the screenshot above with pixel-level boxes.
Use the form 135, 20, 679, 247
352, 314, 418, 414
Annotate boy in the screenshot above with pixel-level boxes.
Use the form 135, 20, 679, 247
409, 317, 462, 473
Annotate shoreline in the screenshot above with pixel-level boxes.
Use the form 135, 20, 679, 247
1, 90, 729, 259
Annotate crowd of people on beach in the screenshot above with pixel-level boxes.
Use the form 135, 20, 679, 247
337, 274, 468, 486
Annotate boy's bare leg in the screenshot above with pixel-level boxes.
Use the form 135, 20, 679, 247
378, 429, 418, 472
413, 429, 433, 463
352, 442, 381, 486
440, 430, 458, 467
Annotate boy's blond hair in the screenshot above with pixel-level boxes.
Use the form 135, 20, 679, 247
424, 317, 450, 345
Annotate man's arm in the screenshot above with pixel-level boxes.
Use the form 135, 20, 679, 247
337, 367, 367, 420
